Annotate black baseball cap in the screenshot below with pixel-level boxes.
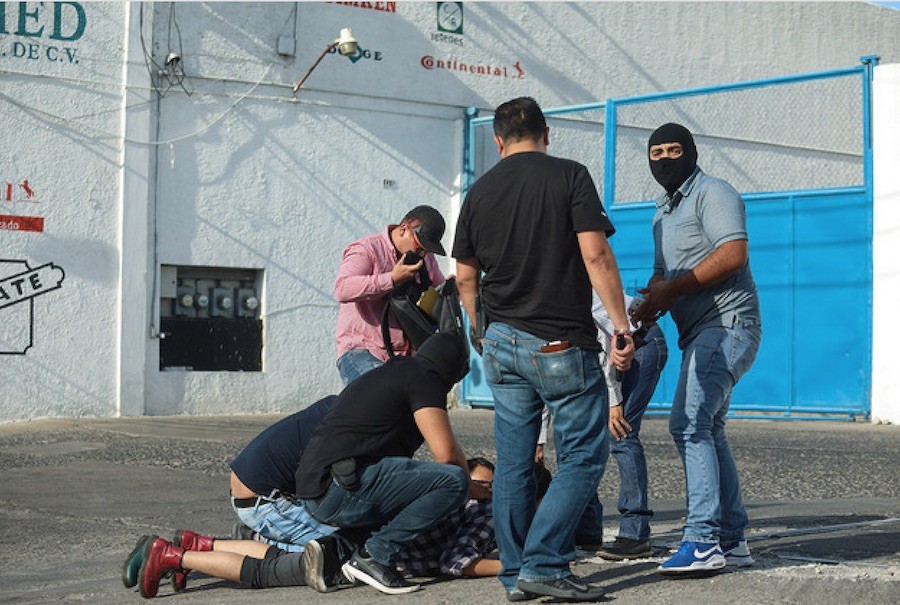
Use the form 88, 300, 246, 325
403, 205, 446, 256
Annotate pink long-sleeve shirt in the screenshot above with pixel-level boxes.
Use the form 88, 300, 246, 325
334, 226, 445, 362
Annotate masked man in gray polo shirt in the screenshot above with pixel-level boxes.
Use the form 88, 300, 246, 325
633, 123, 761, 575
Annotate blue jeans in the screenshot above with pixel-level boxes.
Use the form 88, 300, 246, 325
232, 494, 336, 552
301, 457, 468, 566
574, 324, 667, 541
336, 348, 383, 386
669, 319, 761, 544
610, 324, 668, 540
483, 322, 609, 591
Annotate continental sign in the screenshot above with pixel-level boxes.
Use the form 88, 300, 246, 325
420, 56, 525, 79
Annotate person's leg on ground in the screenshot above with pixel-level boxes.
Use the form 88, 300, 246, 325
303, 457, 468, 594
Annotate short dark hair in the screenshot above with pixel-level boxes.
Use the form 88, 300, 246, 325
493, 97, 546, 144
467, 456, 495, 472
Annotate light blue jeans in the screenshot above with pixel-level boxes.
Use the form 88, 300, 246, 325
301, 457, 469, 566
232, 493, 336, 552
483, 322, 608, 591
336, 348, 383, 386
669, 319, 761, 544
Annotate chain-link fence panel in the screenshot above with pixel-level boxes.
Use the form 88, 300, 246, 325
613, 74, 863, 203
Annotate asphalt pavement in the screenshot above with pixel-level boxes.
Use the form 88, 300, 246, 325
0, 409, 898, 605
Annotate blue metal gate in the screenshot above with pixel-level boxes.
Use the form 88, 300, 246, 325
460, 57, 877, 420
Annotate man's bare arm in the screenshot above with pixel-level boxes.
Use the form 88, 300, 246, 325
455, 258, 481, 327
414, 407, 490, 499
634, 239, 748, 324
577, 230, 634, 370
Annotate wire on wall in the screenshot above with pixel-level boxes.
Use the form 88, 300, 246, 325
0, 61, 273, 145
139, 2, 192, 98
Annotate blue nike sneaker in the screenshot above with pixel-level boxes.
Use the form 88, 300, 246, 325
658, 541, 726, 574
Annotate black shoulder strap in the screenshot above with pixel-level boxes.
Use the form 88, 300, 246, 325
381, 301, 397, 359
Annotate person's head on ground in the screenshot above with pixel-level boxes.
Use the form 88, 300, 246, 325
467, 456, 495, 494
492, 97, 549, 158
648, 122, 698, 196
392, 205, 446, 257
413, 332, 470, 389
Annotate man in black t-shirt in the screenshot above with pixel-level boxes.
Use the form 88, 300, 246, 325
452, 97, 635, 602
294, 333, 485, 596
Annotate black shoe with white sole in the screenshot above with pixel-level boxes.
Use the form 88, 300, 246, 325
341, 549, 420, 595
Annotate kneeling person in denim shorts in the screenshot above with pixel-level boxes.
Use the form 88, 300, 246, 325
229, 396, 339, 552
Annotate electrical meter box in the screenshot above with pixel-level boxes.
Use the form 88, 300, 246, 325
159, 265, 263, 371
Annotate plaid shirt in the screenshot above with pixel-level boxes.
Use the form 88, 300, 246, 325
395, 499, 496, 577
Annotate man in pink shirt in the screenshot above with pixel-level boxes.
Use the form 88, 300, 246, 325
334, 205, 447, 385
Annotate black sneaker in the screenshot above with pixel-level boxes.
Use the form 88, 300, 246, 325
517, 574, 605, 602
596, 536, 652, 561
575, 534, 605, 552
506, 587, 538, 602
303, 537, 356, 593
341, 549, 420, 595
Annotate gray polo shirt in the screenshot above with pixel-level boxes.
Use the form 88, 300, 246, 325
652, 167, 760, 349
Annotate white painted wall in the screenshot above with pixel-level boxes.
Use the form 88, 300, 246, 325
1, 1, 126, 420
872, 62, 900, 425
2, 1, 900, 421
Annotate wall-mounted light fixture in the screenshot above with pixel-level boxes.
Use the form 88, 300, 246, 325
291, 28, 358, 100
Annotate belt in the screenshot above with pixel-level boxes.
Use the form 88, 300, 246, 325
231, 488, 286, 508
232, 495, 263, 509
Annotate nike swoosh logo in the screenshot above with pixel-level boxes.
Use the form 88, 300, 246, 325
693, 546, 720, 559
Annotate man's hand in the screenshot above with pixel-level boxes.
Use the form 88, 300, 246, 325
633, 277, 676, 325
609, 405, 632, 441
534, 444, 545, 465
469, 478, 492, 500
469, 322, 484, 356
391, 256, 423, 286
609, 333, 635, 373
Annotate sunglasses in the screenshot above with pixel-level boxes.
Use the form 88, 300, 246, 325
407, 223, 426, 256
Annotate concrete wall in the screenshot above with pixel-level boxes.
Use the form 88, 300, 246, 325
2, 1, 899, 421
872, 62, 900, 425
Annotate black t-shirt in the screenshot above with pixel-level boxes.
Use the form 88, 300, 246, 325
452, 152, 615, 350
293, 357, 448, 499
229, 395, 336, 496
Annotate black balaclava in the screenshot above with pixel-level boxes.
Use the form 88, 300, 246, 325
648, 123, 698, 196
414, 333, 470, 389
